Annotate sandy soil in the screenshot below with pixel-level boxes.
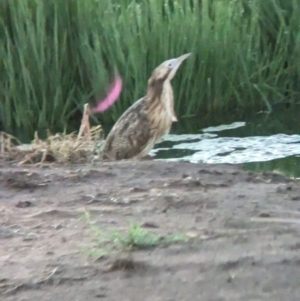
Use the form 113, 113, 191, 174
1, 160, 300, 301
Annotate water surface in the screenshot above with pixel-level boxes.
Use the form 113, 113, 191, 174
150, 105, 300, 177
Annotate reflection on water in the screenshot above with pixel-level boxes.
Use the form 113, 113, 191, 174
150, 105, 300, 177
152, 133, 300, 163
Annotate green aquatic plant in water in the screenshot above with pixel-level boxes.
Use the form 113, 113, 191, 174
1, 0, 300, 139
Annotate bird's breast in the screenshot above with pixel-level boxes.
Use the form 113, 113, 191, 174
149, 102, 174, 139
145, 81, 178, 141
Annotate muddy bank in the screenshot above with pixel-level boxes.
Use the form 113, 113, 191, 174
0, 161, 300, 301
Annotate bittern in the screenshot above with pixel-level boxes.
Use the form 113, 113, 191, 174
100, 53, 191, 160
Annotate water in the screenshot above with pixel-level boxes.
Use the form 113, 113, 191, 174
150, 104, 300, 178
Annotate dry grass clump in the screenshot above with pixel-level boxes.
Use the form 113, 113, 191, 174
0, 104, 104, 166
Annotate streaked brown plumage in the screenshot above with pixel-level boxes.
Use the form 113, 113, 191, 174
100, 53, 191, 160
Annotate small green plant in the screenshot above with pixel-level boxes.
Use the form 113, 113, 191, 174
83, 210, 189, 259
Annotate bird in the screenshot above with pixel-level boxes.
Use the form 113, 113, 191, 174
99, 53, 191, 161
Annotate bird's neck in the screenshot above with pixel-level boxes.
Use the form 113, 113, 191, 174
146, 79, 171, 103
145, 80, 177, 122
161, 81, 177, 122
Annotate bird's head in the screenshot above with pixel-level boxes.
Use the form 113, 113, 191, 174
149, 53, 191, 85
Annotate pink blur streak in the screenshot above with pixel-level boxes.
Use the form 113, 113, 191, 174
91, 75, 123, 113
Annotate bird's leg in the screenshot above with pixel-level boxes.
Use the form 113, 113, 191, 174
77, 103, 91, 141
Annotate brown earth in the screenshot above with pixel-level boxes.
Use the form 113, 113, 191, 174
1, 160, 300, 301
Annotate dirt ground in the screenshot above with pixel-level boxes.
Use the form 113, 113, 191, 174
1, 160, 300, 301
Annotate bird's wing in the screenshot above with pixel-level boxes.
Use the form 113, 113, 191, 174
102, 98, 155, 159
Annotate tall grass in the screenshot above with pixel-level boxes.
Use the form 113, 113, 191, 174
1, 0, 300, 139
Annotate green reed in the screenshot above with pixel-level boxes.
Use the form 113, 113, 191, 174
1, 0, 300, 139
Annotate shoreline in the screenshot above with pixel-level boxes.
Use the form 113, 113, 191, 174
1, 160, 300, 300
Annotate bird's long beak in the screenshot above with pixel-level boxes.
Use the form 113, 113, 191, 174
168, 53, 191, 80
176, 53, 191, 64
